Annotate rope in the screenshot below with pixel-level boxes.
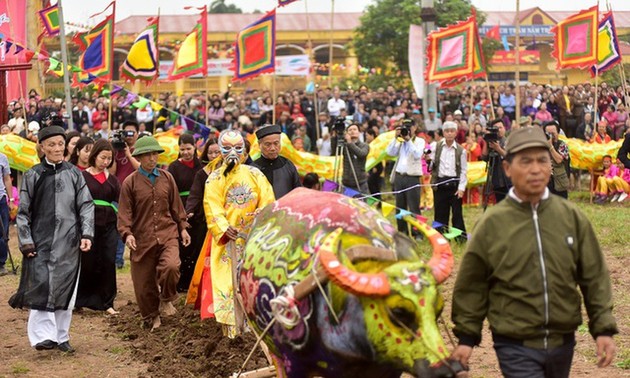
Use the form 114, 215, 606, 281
311, 263, 340, 324
269, 286, 301, 328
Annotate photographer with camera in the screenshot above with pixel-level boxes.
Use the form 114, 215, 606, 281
481, 119, 511, 204
109, 121, 141, 269
544, 120, 570, 199
330, 122, 369, 193
386, 119, 425, 236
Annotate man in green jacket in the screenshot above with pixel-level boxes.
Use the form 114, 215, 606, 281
451, 126, 617, 378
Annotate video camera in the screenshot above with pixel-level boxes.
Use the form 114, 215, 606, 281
483, 126, 500, 143
110, 130, 136, 150
329, 116, 348, 135
399, 119, 414, 138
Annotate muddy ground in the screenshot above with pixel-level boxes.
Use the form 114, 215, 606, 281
1, 220, 628, 378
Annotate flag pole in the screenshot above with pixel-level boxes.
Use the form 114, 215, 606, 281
272, 74, 277, 125
328, 0, 335, 88
305, 0, 320, 141
514, 0, 521, 124
485, 74, 495, 119
56, 0, 74, 130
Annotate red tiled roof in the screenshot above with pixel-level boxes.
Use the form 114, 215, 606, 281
116, 12, 363, 35
483, 9, 630, 27
115, 10, 630, 36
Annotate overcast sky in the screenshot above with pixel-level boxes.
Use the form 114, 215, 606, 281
62, 0, 630, 25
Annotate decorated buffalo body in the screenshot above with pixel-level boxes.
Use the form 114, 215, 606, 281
239, 188, 461, 378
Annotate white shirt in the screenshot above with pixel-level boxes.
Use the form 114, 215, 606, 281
386, 137, 425, 176
430, 140, 468, 192
327, 98, 346, 117
317, 137, 332, 156
424, 117, 442, 131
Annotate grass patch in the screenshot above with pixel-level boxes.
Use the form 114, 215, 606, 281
12, 363, 30, 374
109, 345, 126, 355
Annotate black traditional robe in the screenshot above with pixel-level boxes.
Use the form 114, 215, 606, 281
251, 155, 301, 199
10, 161, 94, 311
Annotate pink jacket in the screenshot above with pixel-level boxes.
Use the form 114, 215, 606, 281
620, 168, 630, 183
604, 164, 619, 179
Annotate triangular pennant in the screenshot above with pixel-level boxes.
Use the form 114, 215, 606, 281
118, 92, 138, 108
48, 57, 61, 71
432, 221, 445, 230
14, 44, 24, 54
23, 49, 35, 63
381, 202, 395, 217
321, 180, 338, 193
150, 101, 163, 111
343, 187, 360, 198
132, 97, 151, 109
365, 197, 378, 206
415, 215, 428, 224
442, 227, 464, 240
5, 41, 12, 53
395, 209, 413, 220
110, 84, 123, 95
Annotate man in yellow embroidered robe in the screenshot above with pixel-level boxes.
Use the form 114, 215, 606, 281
203, 130, 275, 337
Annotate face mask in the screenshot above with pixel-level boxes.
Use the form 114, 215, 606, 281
218, 130, 245, 175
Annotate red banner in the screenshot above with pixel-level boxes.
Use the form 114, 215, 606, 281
490, 50, 540, 65
0, 0, 28, 101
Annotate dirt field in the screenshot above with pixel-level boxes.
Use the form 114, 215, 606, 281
1, 214, 628, 378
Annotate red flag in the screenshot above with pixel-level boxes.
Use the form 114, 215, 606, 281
485, 25, 500, 40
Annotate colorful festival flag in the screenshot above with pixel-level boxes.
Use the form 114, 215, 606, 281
425, 13, 477, 85
233, 9, 276, 82
278, 0, 299, 7
590, 12, 622, 77
75, 2, 115, 84
551, 6, 599, 70
38, 3, 60, 36
167, 7, 207, 81
121, 17, 160, 83
408, 24, 425, 99
485, 25, 500, 41
426, 10, 485, 87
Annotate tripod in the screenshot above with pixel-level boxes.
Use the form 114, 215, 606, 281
481, 150, 498, 212
332, 136, 362, 195
0, 207, 18, 274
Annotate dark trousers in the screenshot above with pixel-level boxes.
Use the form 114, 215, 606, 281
434, 178, 466, 236
394, 174, 421, 235
494, 340, 575, 378
0, 199, 8, 267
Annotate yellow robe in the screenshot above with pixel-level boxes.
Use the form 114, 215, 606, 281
203, 163, 275, 332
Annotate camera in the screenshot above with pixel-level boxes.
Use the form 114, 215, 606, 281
399, 119, 414, 138
483, 126, 500, 143
110, 130, 134, 150
329, 117, 348, 136
545, 132, 553, 140
424, 148, 432, 155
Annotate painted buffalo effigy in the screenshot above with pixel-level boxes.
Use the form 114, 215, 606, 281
239, 188, 462, 378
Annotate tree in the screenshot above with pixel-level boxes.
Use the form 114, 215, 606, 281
208, 0, 243, 14
352, 0, 492, 74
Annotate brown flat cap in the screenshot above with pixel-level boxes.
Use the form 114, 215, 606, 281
505, 126, 549, 155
